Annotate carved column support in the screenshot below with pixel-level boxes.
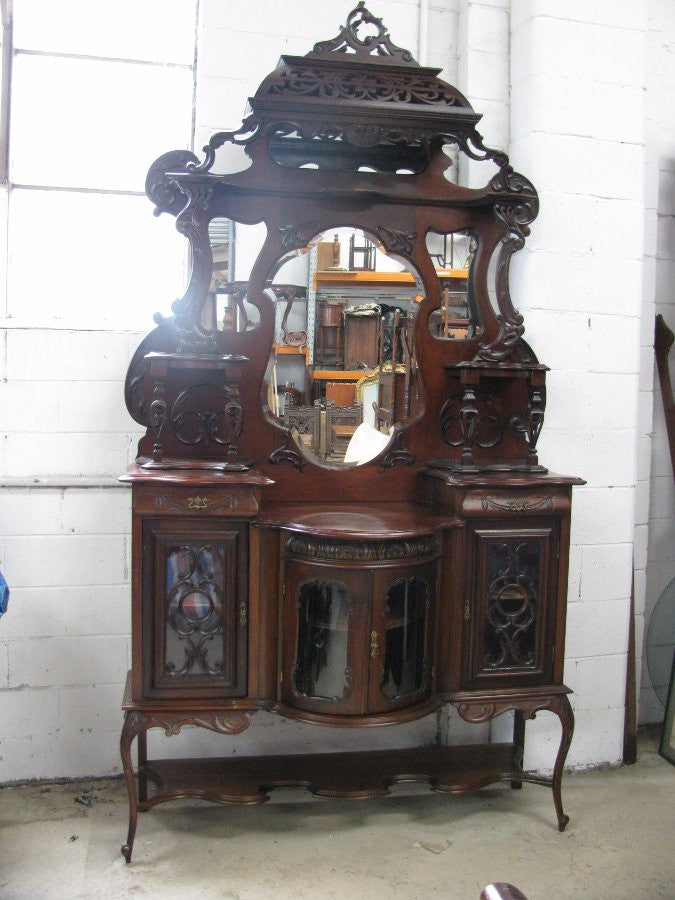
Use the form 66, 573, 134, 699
458, 371, 481, 472
526, 386, 545, 466
527, 370, 547, 465
149, 376, 167, 464
507, 370, 547, 468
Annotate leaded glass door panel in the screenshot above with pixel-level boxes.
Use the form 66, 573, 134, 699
465, 524, 558, 688
142, 519, 248, 698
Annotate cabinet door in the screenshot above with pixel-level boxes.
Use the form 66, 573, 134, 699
465, 524, 558, 688
142, 518, 247, 698
280, 561, 369, 715
368, 563, 436, 712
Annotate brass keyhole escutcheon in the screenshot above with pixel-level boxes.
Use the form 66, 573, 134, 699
464, 598, 471, 621
370, 630, 379, 658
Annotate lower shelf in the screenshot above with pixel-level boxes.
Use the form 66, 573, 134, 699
139, 743, 531, 810
121, 687, 574, 860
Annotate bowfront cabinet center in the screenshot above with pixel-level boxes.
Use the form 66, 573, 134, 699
119, 4, 583, 862
277, 518, 442, 719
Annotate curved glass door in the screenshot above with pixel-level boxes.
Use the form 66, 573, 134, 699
281, 562, 370, 715
294, 580, 353, 701
380, 576, 429, 700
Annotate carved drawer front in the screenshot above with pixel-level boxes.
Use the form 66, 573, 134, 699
464, 523, 559, 689
142, 518, 248, 699
462, 491, 570, 519
134, 486, 259, 518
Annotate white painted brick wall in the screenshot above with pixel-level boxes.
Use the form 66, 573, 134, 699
0, 0, 669, 782
457, 0, 509, 185
0, 485, 133, 780
510, 0, 649, 767
638, 0, 675, 726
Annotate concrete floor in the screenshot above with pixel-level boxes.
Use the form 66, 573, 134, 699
0, 728, 673, 900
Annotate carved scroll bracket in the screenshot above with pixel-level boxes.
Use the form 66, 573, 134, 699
476, 165, 539, 363
456, 695, 557, 725
270, 431, 306, 471
379, 431, 415, 471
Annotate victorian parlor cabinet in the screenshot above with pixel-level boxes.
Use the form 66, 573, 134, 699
120, 4, 582, 862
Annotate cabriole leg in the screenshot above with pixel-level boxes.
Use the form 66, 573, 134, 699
120, 711, 143, 863
551, 693, 575, 831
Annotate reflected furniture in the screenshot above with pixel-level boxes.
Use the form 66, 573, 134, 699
120, 3, 582, 862
344, 307, 380, 369
314, 300, 345, 367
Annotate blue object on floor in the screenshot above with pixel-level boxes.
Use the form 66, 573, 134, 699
0, 571, 9, 618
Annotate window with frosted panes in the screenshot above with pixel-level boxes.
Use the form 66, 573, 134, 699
2, 0, 198, 330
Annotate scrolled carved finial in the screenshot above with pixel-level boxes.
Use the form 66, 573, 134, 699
309, 2, 417, 65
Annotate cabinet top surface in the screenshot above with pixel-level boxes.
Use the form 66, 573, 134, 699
256, 502, 459, 538
119, 465, 275, 487
420, 467, 585, 488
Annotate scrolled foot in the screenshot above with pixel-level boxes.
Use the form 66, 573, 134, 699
557, 813, 569, 833
121, 843, 132, 863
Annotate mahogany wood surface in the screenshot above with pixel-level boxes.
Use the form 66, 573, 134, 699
139, 744, 525, 807
119, 3, 582, 862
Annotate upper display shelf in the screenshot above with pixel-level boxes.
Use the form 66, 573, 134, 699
127, 3, 549, 482
190, 0, 484, 176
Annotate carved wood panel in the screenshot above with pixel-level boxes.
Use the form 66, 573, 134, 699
142, 518, 248, 699
464, 522, 559, 689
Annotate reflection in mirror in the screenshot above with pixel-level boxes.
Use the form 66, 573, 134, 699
425, 229, 480, 341
261, 228, 424, 467
206, 220, 265, 332
211, 282, 261, 333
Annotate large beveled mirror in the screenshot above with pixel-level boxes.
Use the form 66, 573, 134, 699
259, 227, 427, 467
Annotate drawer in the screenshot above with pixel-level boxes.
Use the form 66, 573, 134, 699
134, 486, 260, 517
462, 490, 570, 519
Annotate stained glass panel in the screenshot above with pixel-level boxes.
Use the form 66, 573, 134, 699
164, 543, 226, 677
